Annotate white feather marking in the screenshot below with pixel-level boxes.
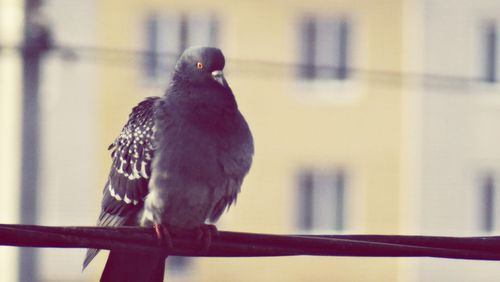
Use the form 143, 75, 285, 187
123, 194, 132, 204
143, 210, 154, 222
108, 184, 114, 196
117, 158, 126, 174
132, 160, 141, 179
110, 186, 121, 201
109, 183, 123, 201
140, 161, 149, 178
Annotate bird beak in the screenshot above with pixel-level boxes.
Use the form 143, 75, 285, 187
211, 70, 226, 86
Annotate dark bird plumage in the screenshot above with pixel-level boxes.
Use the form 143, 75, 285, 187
83, 46, 254, 282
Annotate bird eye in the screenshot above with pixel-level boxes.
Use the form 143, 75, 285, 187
196, 62, 204, 69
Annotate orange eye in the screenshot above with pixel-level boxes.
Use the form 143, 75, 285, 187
196, 62, 204, 69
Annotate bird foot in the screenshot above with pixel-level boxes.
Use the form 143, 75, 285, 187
154, 224, 173, 250
195, 224, 219, 252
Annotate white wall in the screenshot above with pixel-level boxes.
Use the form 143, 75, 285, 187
416, 0, 500, 281
38, 1, 99, 281
0, 1, 24, 281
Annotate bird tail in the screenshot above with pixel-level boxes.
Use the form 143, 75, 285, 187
100, 251, 166, 282
83, 248, 101, 271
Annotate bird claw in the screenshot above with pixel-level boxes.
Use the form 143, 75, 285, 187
154, 223, 218, 253
154, 224, 173, 250
195, 224, 219, 252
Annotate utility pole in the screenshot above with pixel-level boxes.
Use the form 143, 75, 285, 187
20, 0, 51, 281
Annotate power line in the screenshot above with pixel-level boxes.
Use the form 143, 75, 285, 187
0, 43, 490, 86
3, 223, 500, 261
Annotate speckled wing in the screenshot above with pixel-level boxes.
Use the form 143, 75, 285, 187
83, 96, 159, 269
99, 97, 158, 225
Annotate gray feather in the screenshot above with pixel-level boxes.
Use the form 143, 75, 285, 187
143, 47, 253, 229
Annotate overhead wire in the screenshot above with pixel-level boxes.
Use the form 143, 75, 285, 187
2, 223, 500, 261
0, 43, 490, 87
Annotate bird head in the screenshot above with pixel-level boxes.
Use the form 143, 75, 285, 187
173, 46, 229, 89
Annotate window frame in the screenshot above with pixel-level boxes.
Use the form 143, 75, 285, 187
298, 16, 352, 81
296, 168, 349, 233
482, 20, 498, 83
142, 12, 219, 85
479, 172, 497, 233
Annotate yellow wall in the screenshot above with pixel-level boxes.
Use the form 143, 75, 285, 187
0, 1, 23, 281
98, 0, 404, 281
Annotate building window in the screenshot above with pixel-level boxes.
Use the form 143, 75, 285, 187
482, 21, 499, 83
479, 173, 496, 232
145, 15, 160, 79
297, 168, 348, 231
166, 256, 191, 273
143, 13, 219, 82
165, 256, 193, 281
299, 16, 351, 81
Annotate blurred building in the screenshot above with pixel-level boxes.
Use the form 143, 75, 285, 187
405, 0, 500, 281
0, 1, 23, 281
3, 0, 101, 281
34, 1, 100, 281
2, 0, 500, 281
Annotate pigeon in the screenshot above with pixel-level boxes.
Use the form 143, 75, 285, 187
83, 46, 254, 282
